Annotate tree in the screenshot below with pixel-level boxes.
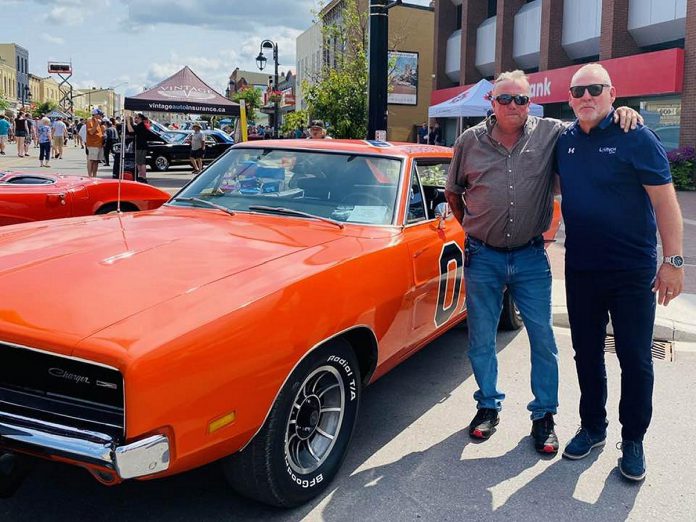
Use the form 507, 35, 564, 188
281, 109, 308, 135
31, 101, 58, 118
303, 0, 369, 138
74, 108, 90, 120
0, 94, 9, 112
231, 87, 262, 122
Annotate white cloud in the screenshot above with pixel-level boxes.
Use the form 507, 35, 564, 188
125, 0, 316, 32
41, 34, 65, 45
44, 6, 85, 25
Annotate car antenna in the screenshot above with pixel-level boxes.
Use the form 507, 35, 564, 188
116, 114, 126, 213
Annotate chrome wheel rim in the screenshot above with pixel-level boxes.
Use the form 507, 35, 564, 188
155, 156, 168, 170
285, 366, 345, 475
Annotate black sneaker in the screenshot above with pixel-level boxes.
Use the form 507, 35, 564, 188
618, 440, 646, 481
531, 413, 559, 454
468, 408, 499, 439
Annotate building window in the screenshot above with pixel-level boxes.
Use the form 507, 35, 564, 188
456, 4, 462, 30
487, 0, 497, 18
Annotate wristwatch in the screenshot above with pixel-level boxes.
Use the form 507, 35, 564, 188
663, 255, 684, 268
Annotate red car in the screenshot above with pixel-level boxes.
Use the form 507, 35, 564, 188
0, 172, 171, 226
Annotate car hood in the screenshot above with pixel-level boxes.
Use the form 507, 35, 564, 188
0, 208, 346, 351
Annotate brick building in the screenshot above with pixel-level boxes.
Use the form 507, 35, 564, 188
431, 0, 694, 149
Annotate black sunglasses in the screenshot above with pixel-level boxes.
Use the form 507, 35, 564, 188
493, 94, 530, 106
569, 84, 610, 98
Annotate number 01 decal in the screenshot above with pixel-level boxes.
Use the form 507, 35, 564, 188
434, 242, 464, 327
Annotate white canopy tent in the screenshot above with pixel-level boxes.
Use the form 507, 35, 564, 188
428, 79, 544, 118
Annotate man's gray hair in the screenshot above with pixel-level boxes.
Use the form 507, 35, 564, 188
571, 63, 612, 86
493, 70, 530, 93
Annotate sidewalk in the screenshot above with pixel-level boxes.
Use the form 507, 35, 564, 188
552, 280, 696, 343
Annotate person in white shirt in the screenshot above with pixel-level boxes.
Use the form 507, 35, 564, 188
51, 117, 67, 159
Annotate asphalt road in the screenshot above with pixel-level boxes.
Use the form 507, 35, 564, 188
2, 144, 695, 520
1, 327, 695, 521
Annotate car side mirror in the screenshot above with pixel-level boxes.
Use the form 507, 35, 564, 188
434, 202, 451, 229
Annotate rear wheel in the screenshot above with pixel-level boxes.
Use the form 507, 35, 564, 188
499, 288, 523, 331
152, 155, 170, 171
224, 339, 361, 507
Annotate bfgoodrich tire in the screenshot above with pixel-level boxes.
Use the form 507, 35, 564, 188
499, 288, 523, 331
224, 339, 361, 507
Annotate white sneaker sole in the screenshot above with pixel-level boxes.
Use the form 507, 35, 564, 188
618, 459, 646, 481
562, 439, 606, 460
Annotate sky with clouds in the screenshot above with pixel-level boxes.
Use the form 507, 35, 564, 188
1, 0, 431, 98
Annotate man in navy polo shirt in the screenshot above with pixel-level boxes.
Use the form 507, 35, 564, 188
556, 64, 684, 482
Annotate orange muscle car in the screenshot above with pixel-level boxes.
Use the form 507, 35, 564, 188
0, 171, 170, 226
0, 140, 560, 506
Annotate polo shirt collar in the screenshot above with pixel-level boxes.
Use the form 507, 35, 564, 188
598, 109, 616, 130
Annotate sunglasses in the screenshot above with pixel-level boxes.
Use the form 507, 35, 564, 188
493, 94, 530, 106
569, 84, 610, 98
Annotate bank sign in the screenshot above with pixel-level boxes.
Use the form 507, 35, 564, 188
525, 48, 684, 104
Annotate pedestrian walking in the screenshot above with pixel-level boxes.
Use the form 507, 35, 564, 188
0, 114, 10, 155
75, 118, 85, 148
14, 112, 29, 157
126, 112, 155, 183
556, 63, 684, 482
444, 69, 641, 455
417, 122, 429, 144
52, 116, 67, 159
189, 123, 205, 174
103, 120, 117, 167
85, 109, 104, 178
37, 116, 52, 167
307, 120, 331, 139
428, 121, 442, 145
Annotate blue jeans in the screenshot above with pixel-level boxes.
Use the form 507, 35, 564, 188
465, 237, 559, 420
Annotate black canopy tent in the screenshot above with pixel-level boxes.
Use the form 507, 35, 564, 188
123, 66, 240, 116
115, 66, 240, 198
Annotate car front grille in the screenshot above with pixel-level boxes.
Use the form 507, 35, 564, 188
0, 342, 125, 441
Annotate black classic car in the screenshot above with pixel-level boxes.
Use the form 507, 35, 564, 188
113, 130, 235, 172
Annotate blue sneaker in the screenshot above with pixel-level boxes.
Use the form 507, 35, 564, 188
618, 440, 646, 481
562, 427, 606, 460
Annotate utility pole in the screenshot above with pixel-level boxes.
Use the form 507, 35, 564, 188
367, 0, 389, 140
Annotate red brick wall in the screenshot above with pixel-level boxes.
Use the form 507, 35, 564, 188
539, 0, 572, 70
600, 0, 640, 60
680, 0, 696, 149
495, 0, 526, 75
460, 0, 488, 84
434, 0, 459, 90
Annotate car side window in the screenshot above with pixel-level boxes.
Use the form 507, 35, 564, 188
406, 164, 427, 224
415, 160, 450, 219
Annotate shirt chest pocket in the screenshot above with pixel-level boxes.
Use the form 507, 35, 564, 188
518, 148, 550, 177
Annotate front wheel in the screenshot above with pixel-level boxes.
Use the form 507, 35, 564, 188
499, 288, 523, 331
224, 339, 361, 507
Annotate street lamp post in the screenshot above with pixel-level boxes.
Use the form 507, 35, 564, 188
256, 39, 279, 138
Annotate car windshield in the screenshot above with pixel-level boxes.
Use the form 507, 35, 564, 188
169, 148, 403, 225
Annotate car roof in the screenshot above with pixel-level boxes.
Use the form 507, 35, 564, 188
233, 139, 452, 158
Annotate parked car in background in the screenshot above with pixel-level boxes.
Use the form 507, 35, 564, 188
652, 125, 680, 151
0, 140, 561, 507
147, 130, 235, 171
0, 171, 170, 226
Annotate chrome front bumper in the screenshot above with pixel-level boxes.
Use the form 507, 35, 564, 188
0, 411, 169, 479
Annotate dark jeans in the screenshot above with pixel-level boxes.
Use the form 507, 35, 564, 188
565, 267, 656, 441
103, 140, 113, 165
39, 141, 51, 161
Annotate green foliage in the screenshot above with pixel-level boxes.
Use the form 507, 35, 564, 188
0, 94, 9, 111
231, 87, 262, 122
31, 101, 58, 118
74, 108, 90, 119
667, 147, 696, 191
419, 164, 448, 187
304, 0, 368, 139
281, 110, 308, 135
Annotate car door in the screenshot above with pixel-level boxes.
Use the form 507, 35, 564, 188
0, 176, 73, 226
402, 158, 465, 347
203, 134, 221, 162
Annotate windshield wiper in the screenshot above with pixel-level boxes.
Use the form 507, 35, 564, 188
248, 205, 344, 229
169, 197, 235, 216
